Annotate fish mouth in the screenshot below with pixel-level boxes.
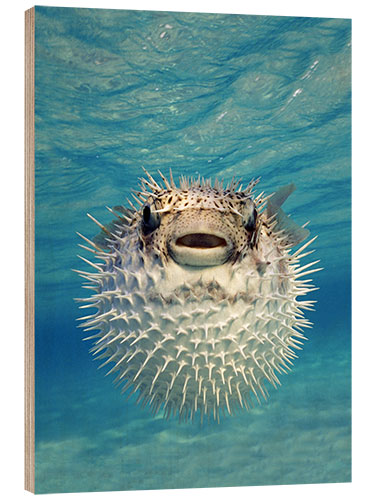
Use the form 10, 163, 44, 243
169, 232, 233, 267
176, 233, 227, 249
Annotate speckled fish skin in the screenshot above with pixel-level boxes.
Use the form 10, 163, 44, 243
75, 170, 320, 423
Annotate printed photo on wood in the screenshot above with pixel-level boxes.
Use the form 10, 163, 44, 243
25, 6, 352, 494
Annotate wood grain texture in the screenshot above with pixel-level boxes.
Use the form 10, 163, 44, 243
25, 6, 35, 494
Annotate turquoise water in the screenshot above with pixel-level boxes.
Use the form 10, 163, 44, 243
34, 6, 351, 494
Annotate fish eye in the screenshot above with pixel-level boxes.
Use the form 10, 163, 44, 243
143, 205, 151, 224
243, 200, 257, 233
142, 204, 160, 235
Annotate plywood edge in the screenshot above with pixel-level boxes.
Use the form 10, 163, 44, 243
25, 6, 35, 495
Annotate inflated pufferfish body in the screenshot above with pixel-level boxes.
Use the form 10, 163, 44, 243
76, 170, 320, 423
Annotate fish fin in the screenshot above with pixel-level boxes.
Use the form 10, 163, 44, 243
93, 206, 135, 250
112, 206, 133, 217
269, 183, 296, 207
267, 184, 310, 246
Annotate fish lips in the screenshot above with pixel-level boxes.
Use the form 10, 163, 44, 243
168, 231, 234, 267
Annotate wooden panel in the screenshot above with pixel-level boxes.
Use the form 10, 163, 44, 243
24, 6, 35, 494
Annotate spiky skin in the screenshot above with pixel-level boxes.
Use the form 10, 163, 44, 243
76, 171, 320, 423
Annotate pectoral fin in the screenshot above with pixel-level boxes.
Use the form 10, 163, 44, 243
267, 184, 310, 246
93, 206, 134, 250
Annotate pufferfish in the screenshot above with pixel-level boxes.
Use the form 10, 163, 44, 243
75, 169, 320, 423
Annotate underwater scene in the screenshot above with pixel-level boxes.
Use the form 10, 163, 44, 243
34, 6, 351, 494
